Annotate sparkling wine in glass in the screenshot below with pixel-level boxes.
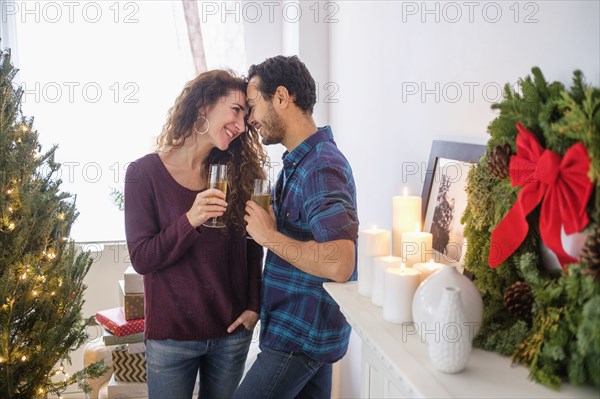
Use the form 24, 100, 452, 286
203, 164, 228, 228
251, 179, 271, 211
247, 179, 271, 239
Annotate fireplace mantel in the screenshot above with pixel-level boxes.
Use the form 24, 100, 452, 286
324, 282, 597, 398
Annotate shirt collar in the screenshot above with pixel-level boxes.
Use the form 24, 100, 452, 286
281, 125, 333, 170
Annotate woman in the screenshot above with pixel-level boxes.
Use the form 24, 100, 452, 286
124, 70, 267, 399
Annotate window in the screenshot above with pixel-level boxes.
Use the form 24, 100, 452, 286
15, 0, 247, 242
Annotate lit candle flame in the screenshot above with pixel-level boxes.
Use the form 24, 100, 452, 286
415, 222, 421, 232
403, 187, 408, 196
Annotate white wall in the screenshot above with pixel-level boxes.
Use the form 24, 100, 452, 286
330, 0, 599, 232
327, 2, 599, 397
243, 0, 333, 176
246, 1, 599, 398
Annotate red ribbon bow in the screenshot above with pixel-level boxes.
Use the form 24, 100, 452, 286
488, 123, 593, 270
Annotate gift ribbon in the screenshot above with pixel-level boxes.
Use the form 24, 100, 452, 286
489, 123, 593, 270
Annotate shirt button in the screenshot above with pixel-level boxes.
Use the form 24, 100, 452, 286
286, 212, 290, 217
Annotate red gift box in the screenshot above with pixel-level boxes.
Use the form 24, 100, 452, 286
95, 307, 144, 337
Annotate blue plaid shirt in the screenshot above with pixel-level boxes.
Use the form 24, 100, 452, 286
260, 126, 359, 363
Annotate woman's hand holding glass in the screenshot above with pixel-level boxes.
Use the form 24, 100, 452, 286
203, 164, 228, 228
186, 188, 227, 228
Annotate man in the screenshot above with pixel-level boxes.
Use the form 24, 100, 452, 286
234, 55, 359, 398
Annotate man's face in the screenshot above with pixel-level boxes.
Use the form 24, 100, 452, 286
246, 76, 286, 146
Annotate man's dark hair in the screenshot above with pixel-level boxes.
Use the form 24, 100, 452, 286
248, 55, 317, 114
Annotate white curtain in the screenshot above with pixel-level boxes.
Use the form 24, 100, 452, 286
182, 0, 208, 75
0, 0, 20, 69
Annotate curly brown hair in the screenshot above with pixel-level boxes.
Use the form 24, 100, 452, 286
156, 70, 267, 234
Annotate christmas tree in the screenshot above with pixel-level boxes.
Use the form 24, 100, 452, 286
0, 49, 107, 398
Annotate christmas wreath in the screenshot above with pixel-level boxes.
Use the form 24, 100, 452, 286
463, 67, 599, 389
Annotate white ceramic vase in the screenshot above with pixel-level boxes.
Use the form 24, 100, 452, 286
428, 287, 472, 373
412, 264, 483, 343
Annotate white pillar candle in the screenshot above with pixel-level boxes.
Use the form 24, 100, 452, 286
383, 264, 421, 324
413, 259, 444, 283
392, 190, 422, 257
401, 229, 433, 267
358, 228, 391, 297
371, 256, 403, 307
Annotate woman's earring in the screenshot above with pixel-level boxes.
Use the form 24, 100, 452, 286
194, 115, 209, 135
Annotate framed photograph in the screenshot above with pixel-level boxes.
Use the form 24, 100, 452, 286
421, 141, 486, 272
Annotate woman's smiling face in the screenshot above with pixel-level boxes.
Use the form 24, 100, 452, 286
203, 90, 247, 151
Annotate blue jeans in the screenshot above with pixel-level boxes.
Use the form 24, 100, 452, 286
233, 346, 332, 399
145, 329, 252, 399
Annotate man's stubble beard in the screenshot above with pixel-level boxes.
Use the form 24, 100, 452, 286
261, 104, 286, 146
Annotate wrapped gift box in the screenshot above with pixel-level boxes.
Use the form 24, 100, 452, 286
96, 307, 144, 337
119, 280, 144, 320
102, 329, 144, 346
105, 375, 148, 399
124, 266, 144, 294
127, 342, 146, 354
105, 375, 200, 398
112, 346, 146, 383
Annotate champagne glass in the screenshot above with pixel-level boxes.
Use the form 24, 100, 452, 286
247, 179, 271, 239
203, 164, 228, 228
251, 179, 271, 212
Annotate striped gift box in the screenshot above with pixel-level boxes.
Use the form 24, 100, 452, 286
112, 346, 146, 383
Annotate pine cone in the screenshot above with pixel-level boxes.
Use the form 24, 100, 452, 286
488, 143, 513, 179
580, 225, 600, 283
503, 281, 533, 322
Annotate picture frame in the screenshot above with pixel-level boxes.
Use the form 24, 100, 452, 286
421, 141, 486, 272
